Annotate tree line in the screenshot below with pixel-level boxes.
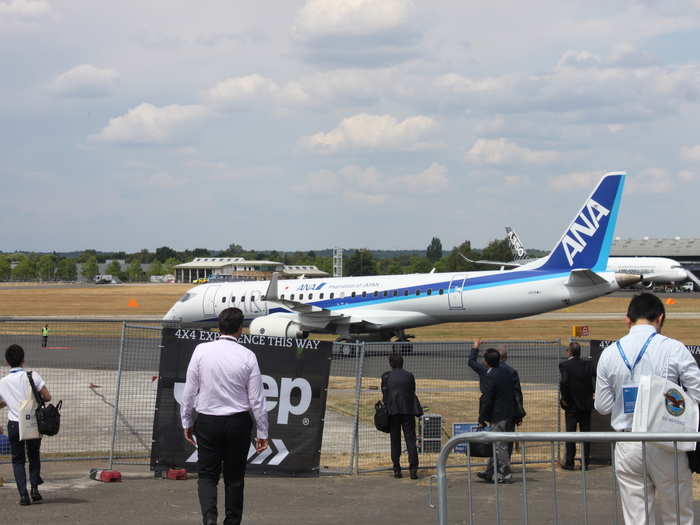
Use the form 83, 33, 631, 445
0, 236, 546, 282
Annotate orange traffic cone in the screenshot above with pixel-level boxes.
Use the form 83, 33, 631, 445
128, 299, 140, 308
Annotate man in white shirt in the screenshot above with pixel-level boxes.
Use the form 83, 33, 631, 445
181, 307, 268, 525
0, 344, 52, 506
595, 293, 700, 525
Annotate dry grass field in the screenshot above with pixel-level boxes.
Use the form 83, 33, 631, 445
0, 283, 699, 343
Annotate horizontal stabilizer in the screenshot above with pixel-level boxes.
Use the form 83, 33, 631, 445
566, 269, 608, 287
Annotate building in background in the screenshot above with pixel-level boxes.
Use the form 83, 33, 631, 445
173, 257, 329, 283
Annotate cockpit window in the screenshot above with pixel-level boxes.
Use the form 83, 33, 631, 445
178, 292, 193, 303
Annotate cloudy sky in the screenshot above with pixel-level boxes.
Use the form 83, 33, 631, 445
2, 0, 700, 253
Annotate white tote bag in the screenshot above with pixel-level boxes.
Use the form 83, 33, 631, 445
632, 374, 699, 451
18, 384, 40, 441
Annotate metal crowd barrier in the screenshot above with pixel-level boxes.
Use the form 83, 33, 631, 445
435, 431, 700, 525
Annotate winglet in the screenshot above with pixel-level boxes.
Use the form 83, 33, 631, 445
536, 172, 626, 272
264, 272, 279, 301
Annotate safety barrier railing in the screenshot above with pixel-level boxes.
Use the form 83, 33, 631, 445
435, 431, 700, 525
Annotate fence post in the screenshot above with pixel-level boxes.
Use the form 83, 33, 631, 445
350, 342, 366, 474
108, 321, 127, 470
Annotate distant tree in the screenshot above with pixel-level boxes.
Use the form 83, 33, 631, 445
12, 255, 36, 281
442, 241, 476, 272
410, 256, 433, 273
106, 260, 122, 276
155, 246, 178, 262
220, 243, 244, 257
78, 250, 98, 263
82, 256, 99, 281
36, 254, 58, 281
149, 259, 163, 277
162, 257, 179, 276
191, 248, 210, 258
0, 256, 11, 280
480, 238, 512, 266
426, 237, 443, 262
127, 259, 144, 282
346, 249, 377, 276
56, 258, 77, 281
137, 248, 154, 263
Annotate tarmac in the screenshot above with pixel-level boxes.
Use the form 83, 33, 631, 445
3, 460, 700, 524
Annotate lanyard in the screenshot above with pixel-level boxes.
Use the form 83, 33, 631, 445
616, 332, 656, 377
9, 368, 24, 374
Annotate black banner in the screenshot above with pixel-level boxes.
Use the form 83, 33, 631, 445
150, 329, 332, 476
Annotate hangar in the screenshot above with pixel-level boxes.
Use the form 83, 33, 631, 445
611, 237, 700, 277
173, 257, 329, 283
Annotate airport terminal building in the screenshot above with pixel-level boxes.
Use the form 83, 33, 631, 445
173, 257, 329, 283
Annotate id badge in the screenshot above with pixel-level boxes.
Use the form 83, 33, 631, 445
622, 386, 638, 414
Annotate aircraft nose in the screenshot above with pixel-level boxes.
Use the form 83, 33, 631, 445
163, 304, 180, 321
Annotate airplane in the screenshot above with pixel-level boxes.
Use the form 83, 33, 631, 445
163, 172, 642, 341
464, 226, 700, 290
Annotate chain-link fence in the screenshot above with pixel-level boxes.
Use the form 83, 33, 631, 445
355, 340, 565, 472
0, 320, 569, 475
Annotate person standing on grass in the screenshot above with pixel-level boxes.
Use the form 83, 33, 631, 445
0, 344, 52, 506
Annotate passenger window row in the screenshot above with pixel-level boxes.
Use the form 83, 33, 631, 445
276, 288, 445, 302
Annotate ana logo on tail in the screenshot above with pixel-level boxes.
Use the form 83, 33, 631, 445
561, 198, 610, 266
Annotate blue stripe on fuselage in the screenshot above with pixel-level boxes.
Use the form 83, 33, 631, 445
270, 269, 570, 313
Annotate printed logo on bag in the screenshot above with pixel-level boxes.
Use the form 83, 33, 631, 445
664, 389, 686, 417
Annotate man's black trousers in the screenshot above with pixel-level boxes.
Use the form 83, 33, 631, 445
564, 409, 591, 467
194, 412, 252, 525
389, 414, 418, 472
7, 421, 43, 494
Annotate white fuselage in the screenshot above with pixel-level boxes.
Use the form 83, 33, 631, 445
164, 269, 620, 332
605, 257, 687, 283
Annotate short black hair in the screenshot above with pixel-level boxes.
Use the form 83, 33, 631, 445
627, 293, 665, 323
484, 348, 500, 367
5, 344, 24, 367
218, 307, 244, 335
389, 353, 404, 369
568, 342, 581, 358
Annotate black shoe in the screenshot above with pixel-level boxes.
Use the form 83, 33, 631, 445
30, 487, 42, 502
410, 470, 418, 480
560, 463, 575, 471
476, 471, 491, 481
19, 493, 31, 506
393, 469, 402, 478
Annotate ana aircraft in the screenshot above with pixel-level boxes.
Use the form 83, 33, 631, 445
466, 226, 699, 290
163, 172, 641, 341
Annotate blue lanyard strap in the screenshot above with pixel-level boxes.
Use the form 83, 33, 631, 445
616, 333, 656, 375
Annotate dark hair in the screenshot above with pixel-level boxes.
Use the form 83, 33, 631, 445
5, 344, 24, 367
484, 348, 500, 367
568, 342, 581, 358
218, 307, 244, 335
389, 353, 404, 369
627, 293, 665, 323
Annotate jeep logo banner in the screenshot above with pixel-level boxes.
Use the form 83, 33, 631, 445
151, 328, 332, 476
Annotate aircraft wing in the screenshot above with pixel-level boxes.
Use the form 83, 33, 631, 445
566, 269, 609, 287
458, 253, 521, 268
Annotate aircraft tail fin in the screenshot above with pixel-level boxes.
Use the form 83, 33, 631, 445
535, 172, 626, 272
506, 226, 529, 262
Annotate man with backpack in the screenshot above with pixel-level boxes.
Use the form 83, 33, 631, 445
0, 344, 52, 506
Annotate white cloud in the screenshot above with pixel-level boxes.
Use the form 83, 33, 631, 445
295, 0, 411, 38
50, 64, 119, 98
627, 168, 676, 193
466, 138, 559, 165
205, 74, 309, 107
0, 0, 50, 18
94, 103, 209, 144
303, 113, 436, 153
434, 73, 514, 94
557, 50, 602, 69
293, 162, 447, 204
681, 144, 700, 161
548, 171, 602, 191
504, 175, 528, 186
678, 170, 697, 182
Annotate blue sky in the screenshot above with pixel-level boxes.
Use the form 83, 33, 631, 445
1, 0, 699, 252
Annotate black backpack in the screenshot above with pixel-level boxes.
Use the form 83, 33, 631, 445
27, 372, 62, 436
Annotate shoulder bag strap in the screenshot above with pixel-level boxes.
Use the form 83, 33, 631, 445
26, 371, 45, 407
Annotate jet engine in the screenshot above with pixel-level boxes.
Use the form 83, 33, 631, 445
249, 315, 304, 338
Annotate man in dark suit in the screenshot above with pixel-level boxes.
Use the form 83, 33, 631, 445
381, 353, 423, 479
478, 348, 517, 483
559, 342, 595, 470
